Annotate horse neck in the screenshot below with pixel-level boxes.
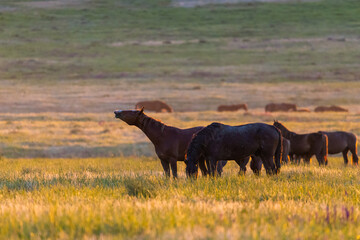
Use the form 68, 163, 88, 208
135, 114, 167, 144
278, 125, 295, 139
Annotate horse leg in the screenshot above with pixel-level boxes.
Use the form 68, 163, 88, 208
199, 155, 208, 176
260, 153, 276, 175
289, 154, 295, 164
216, 161, 228, 176
235, 157, 249, 176
303, 156, 311, 165
350, 148, 359, 165
160, 159, 170, 177
342, 149, 349, 165
314, 153, 324, 166
208, 158, 217, 177
169, 158, 178, 178
250, 156, 262, 176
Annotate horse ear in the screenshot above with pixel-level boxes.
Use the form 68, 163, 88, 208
139, 107, 144, 114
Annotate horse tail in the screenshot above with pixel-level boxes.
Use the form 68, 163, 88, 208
349, 133, 359, 164
274, 127, 283, 174
322, 133, 329, 165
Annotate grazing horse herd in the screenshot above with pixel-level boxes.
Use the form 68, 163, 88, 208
135, 100, 348, 113
114, 108, 358, 178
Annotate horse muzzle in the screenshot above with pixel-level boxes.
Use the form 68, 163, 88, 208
114, 110, 122, 118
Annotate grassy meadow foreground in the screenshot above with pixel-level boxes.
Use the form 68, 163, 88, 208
1, 111, 360, 239
0, 156, 359, 239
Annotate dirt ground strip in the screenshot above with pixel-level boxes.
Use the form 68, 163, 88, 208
0, 80, 359, 113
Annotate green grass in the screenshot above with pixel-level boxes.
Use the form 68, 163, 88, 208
1, 0, 360, 81
0, 157, 359, 239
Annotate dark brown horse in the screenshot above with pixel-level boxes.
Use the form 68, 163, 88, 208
313, 131, 357, 165
314, 105, 348, 112
292, 131, 358, 165
135, 100, 173, 112
217, 104, 248, 112
114, 108, 203, 178
265, 103, 297, 112
185, 122, 283, 177
114, 108, 226, 178
273, 121, 328, 165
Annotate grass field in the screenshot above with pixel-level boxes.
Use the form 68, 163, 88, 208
1, 0, 360, 239
0, 157, 359, 239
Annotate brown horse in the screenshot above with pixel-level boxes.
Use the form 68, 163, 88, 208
135, 100, 173, 112
295, 131, 358, 165
114, 108, 224, 178
273, 121, 328, 165
265, 103, 297, 112
314, 105, 348, 112
217, 104, 248, 112
319, 131, 358, 165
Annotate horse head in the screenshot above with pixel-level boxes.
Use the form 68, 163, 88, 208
185, 157, 199, 178
273, 121, 294, 139
114, 107, 144, 125
185, 143, 202, 178
273, 121, 284, 130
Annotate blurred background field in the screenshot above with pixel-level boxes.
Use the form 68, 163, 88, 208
1, 0, 360, 239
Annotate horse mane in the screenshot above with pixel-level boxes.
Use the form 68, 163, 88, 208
273, 121, 295, 139
138, 112, 167, 134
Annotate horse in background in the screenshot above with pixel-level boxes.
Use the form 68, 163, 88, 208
265, 103, 297, 112
314, 105, 348, 112
185, 122, 282, 178
217, 104, 248, 112
135, 100, 173, 112
273, 121, 328, 165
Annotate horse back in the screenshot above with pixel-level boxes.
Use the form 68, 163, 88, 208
210, 123, 279, 158
319, 131, 357, 153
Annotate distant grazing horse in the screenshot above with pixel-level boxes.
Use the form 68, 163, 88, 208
314, 105, 348, 112
114, 108, 224, 178
185, 122, 283, 177
265, 103, 297, 112
273, 121, 328, 165
217, 104, 248, 112
135, 100, 173, 113
294, 131, 358, 165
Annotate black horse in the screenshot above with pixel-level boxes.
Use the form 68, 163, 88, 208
218, 137, 290, 175
185, 122, 283, 177
273, 121, 328, 165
